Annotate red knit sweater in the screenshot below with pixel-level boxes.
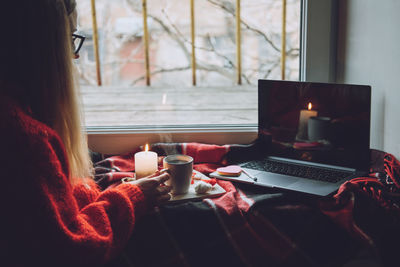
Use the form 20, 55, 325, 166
0, 95, 147, 267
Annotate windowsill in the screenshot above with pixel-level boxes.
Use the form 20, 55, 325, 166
82, 85, 259, 154
87, 125, 258, 155
81, 85, 258, 127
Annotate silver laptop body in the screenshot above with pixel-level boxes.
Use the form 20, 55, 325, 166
240, 80, 371, 196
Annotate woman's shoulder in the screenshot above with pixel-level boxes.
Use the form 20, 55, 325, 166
0, 93, 68, 176
0, 94, 58, 142
0, 95, 65, 168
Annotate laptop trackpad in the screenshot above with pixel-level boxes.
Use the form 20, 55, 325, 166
256, 172, 299, 187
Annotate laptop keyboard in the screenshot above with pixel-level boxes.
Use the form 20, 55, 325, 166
241, 159, 352, 183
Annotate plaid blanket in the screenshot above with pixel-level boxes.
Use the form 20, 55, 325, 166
94, 143, 399, 267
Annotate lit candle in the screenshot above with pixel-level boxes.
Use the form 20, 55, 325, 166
296, 102, 318, 140
134, 144, 158, 179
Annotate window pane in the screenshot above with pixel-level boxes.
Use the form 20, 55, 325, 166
76, 0, 300, 127
242, 0, 300, 81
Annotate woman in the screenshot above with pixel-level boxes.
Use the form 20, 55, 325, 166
0, 0, 171, 266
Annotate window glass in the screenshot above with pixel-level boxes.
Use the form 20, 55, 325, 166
75, 0, 300, 127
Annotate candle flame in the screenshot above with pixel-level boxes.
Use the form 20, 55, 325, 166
144, 144, 149, 152
308, 102, 312, 110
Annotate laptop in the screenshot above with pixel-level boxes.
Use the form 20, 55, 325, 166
212, 80, 371, 196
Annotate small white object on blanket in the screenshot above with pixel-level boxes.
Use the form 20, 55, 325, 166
195, 181, 212, 194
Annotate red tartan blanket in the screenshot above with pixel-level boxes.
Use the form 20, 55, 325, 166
94, 142, 255, 227
94, 143, 230, 187
95, 143, 400, 267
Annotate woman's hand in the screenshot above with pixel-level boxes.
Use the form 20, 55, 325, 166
129, 172, 172, 206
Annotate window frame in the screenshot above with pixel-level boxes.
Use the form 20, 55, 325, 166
87, 0, 337, 154
300, 0, 337, 82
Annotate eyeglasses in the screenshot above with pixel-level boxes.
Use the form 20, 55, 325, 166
72, 33, 85, 56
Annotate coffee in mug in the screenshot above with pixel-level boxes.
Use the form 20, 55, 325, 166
162, 154, 193, 195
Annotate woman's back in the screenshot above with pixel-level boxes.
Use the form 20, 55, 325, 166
0, 93, 147, 266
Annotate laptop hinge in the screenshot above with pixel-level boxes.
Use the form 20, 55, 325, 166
267, 156, 357, 172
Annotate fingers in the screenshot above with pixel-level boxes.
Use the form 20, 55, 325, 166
146, 172, 160, 178
153, 172, 170, 184
156, 193, 171, 203
157, 185, 172, 195
144, 170, 168, 178
151, 184, 171, 205
130, 172, 172, 206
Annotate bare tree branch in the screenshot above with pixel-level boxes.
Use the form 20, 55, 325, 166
162, 9, 240, 73
262, 61, 281, 79
206, 0, 281, 52
123, 2, 242, 85
130, 66, 192, 85
205, 34, 236, 68
130, 59, 237, 86
96, 0, 299, 86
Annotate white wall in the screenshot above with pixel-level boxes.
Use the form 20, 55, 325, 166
336, 0, 400, 157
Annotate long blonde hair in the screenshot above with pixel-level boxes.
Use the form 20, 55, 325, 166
0, 0, 93, 183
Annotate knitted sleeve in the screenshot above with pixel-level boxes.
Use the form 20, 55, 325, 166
1, 124, 147, 266
72, 178, 101, 210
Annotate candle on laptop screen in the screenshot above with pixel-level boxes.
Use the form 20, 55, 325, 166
297, 102, 317, 140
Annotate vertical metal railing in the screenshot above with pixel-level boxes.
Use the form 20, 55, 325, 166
89, 0, 289, 86
142, 0, 151, 86
90, 0, 102, 86
236, 0, 242, 85
281, 0, 287, 80
190, 0, 196, 86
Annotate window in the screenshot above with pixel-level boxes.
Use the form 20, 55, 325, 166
76, 0, 300, 126
77, 0, 336, 153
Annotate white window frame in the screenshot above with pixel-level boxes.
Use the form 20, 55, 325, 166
87, 0, 337, 155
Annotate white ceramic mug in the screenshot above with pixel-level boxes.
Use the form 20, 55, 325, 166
161, 154, 193, 195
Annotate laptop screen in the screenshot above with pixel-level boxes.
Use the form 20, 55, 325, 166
258, 80, 371, 170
